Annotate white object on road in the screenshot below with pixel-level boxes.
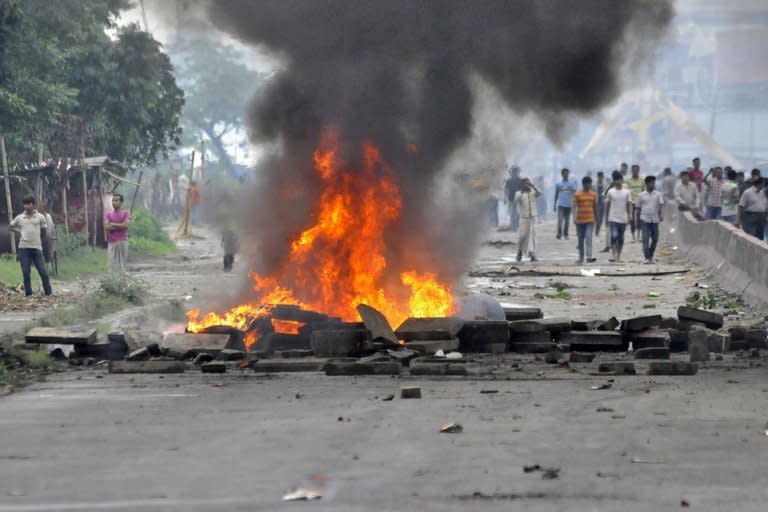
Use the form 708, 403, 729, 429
283, 489, 323, 501
435, 349, 445, 357
446, 352, 463, 360
580, 268, 602, 277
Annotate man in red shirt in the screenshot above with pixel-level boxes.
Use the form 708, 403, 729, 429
687, 157, 703, 193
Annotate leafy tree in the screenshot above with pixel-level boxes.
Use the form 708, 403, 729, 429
0, 0, 183, 168
169, 37, 268, 174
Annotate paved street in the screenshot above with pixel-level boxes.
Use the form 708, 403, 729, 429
0, 219, 766, 512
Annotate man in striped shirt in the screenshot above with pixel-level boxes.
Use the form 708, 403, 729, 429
703, 166, 724, 220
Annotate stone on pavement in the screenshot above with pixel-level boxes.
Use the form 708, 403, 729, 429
677, 306, 724, 330
647, 361, 699, 376
25, 327, 97, 345
108, 360, 186, 374
395, 317, 465, 341
400, 386, 422, 399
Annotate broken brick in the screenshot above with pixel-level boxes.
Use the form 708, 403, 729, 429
669, 330, 689, 352
401, 386, 422, 399
357, 304, 400, 347
597, 317, 620, 331
647, 361, 698, 376
631, 329, 670, 350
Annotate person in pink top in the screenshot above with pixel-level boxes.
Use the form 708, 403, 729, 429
105, 193, 131, 273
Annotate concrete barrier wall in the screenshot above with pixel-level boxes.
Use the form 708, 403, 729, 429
669, 203, 768, 305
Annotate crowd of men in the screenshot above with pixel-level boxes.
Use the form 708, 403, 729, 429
503, 157, 768, 264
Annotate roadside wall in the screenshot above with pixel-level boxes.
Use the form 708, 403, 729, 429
668, 203, 768, 306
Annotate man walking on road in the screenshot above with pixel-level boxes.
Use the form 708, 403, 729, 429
637, 176, 664, 264
105, 193, 131, 273
606, 172, 632, 263
737, 177, 768, 240
554, 168, 577, 240
9, 195, 52, 297
504, 165, 523, 232
515, 177, 542, 263
572, 176, 597, 264
626, 164, 644, 243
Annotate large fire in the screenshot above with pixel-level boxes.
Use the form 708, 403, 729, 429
187, 130, 454, 349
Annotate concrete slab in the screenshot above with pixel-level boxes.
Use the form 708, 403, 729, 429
162, 332, 232, 356
25, 327, 96, 345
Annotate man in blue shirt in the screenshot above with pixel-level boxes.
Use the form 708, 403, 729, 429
554, 168, 577, 240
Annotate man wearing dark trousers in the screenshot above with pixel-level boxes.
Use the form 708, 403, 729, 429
9, 195, 52, 297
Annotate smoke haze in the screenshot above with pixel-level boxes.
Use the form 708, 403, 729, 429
202, 0, 673, 290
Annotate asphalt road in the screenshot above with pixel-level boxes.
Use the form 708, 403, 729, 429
0, 219, 766, 511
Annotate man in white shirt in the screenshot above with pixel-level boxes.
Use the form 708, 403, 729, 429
674, 170, 702, 220
737, 177, 768, 240
9, 195, 52, 297
605, 171, 632, 263
514, 177, 542, 263
637, 176, 664, 264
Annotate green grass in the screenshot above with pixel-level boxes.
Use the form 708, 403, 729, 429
0, 249, 107, 288
129, 236, 176, 257
37, 294, 129, 327
13, 348, 57, 369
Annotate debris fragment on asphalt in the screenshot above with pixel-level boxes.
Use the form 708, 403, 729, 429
439, 423, 463, 433
282, 489, 323, 501
591, 383, 612, 390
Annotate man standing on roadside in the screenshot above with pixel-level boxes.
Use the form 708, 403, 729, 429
9, 195, 52, 297
688, 157, 703, 193
721, 169, 739, 224
554, 168, 577, 240
703, 166, 724, 220
637, 176, 664, 264
737, 177, 768, 240
625, 164, 644, 243
515, 177, 542, 263
605, 172, 632, 263
105, 193, 131, 273
661, 168, 676, 201
674, 170, 701, 218
572, 176, 597, 264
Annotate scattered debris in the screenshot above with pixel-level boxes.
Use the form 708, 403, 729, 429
591, 383, 613, 390
523, 465, 560, 479
282, 489, 323, 501
401, 386, 422, 399
381, 394, 395, 401
439, 423, 463, 433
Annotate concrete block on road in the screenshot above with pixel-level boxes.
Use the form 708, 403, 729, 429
162, 332, 232, 356
403, 338, 460, 354
598, 317, 621, 331
201, 362, 227, 373
569, 352, 596, 363
537, 318, 572, 333
395, 317, 465, 341
632, 329, 670, 350
323, 360, 402, 376
669, 330, 689, 352
509, 341, 557, 353
598, 362, 637, 375
262, 333, 311, 351
509, 320, 547, 334
677, 306, 723, 329
357, 304, 400, 347
458, 321, 509, 352
678, 319, 707, 331
270, 304, 327, 324
503, 307, 543, 321
310, 329, 373, 357
647, 361, 698, 376
688, 325, 729, 355
746, 329, 767, 349
126, 347, 150, 361
108, 360, 186, 374
621, 315, 662, 332
251, 359, 327, 372
634, 347, 670, 359
562, 331, 625, 352
25, 327, 97, 345
400, 386, 422, 399
216, 349, 246, 361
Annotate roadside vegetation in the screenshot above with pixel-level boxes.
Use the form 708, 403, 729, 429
129, 208, 176, 257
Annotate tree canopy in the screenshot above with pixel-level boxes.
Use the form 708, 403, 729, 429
0, 0, 183, 169
169, 36, 268, 174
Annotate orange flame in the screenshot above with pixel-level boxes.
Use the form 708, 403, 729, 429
187, 128, 453, 346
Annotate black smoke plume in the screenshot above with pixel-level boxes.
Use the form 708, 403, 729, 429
205, 0, 673, 286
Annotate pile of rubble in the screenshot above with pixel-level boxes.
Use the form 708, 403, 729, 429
18, 303, 767, 377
